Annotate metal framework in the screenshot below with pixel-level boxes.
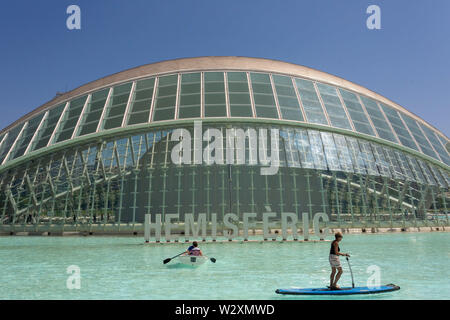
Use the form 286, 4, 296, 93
0, 59, 448, 234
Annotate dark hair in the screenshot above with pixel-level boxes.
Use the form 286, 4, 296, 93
193, 241, 198, 247
335, 232, 343, 239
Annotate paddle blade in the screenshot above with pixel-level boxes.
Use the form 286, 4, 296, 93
210, 258, 216, 263
164, 251, 187, 264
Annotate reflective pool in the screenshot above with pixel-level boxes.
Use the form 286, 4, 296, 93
0, 232, 448, 299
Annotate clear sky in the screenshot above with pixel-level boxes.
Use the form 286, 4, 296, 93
0, 0, 449, 137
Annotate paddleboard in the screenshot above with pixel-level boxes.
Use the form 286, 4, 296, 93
177, 255, 208, 266
275, 284, 400, 295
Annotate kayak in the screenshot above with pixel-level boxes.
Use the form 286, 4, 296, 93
177, 255, 209, 266
275, 284, 400, 295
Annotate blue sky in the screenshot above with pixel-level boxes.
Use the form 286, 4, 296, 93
0, 0, 449, 136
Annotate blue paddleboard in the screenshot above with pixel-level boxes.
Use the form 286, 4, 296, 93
275, 284, 400, 295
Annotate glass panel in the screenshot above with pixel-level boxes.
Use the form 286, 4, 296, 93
436, 134, 449, 153
280, 129, 300, 168
416, 159, 436, 185
428, 164, 446, 188
9, 113, 45, 160
178, 73, 200, 119
0, 123, 25, 164
250, 73, 278, 119
358, 140, 378, 176
346, 137, 367, 174
439, 168, 450, 188
359, 96, 398, 143
418, 123, 450, 166
307, 130, 327, 170
0, 134, 5, 149
151, 75, 177, 122
316, 83, 352, 130
339, 89, 375, 136
77, 89, 109, 136
333, 134, 354, 173
273, 75, 303, 121
31, 104, 65, 151
295, 78, 328, 125
54, 95, 88, 143
405, 155, 425, 184
227, 72, 252, 118
293, 128, 314, 169
130, 134, 147, 162
394, 151, 414, 181
429, 165, 446, 188
127, 78, 155, 125
400, 114, 440, 160
380, 104, 419, 151
103, 83, 133, 129
371, 143, 391, 178
383, 147, 404, 180
204, 72, 227, 118
320, 132, 340, 171
115, 137, 133, 169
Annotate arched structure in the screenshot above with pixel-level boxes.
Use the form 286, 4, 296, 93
0, 57, 448, 233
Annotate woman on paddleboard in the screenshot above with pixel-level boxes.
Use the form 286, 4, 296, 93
329, 232, 350, 289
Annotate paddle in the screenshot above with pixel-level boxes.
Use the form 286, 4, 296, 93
163, 251, 186, 264
346, 256, 355, 288
164, 252, 217, 265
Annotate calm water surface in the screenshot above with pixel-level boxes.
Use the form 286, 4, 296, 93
0, 232, 448, 299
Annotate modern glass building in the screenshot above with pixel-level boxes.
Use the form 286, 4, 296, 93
0, 57, 448, 234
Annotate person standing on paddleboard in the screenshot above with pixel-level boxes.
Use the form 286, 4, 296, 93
329, 232, 350, 289
185, 241, 203, 256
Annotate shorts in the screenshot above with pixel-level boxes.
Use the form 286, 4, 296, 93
329, 254, 341, 268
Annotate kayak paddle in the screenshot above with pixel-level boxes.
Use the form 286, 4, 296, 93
164, 253, 216, 264
163, 252, 186, 264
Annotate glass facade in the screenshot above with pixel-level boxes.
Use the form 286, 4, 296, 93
339, 89, 375, 137
204, 72, 227, 118
53, 95, 88, 143
153, 75, 177, 122
1, 70, 447, 168
250, 73, 278, 119
178, 74, 200, 119
8, 113, 44, 161
227, 72, 253, 118
380, 103, 419, 152
102, 83, 133, 129
0, 123, 447, 230
360, 96, 398, 144
0, 67, 448, 232
273, 75, 303, 121
418, 123, 450, 166
30, 103, 66, 152
295, 78, 328, 125
77, 89, 109, 136
316, 83, 352, 130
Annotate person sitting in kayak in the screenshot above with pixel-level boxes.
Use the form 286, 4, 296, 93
185, 241, 203, 256
329, 232, 350, 290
